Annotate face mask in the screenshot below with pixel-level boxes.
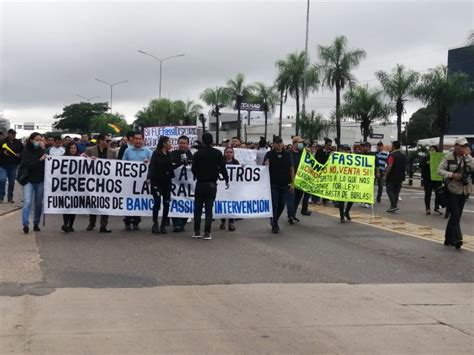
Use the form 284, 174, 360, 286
32, 142, 40, 148
297, 143, 304, 150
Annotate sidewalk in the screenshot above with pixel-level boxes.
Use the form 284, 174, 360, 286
0, 182, 22, 216
1, 283, 472, 354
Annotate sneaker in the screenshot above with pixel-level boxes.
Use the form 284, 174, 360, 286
271, 225, 279, 233
386, 207, 399, 213
293, 216, 300, 223
33, 225, 41, 232
220, 222, 226, 230
455, 241, 463, 250
301, 210, 312, 216
363, 203, 371, 209
203, 233, 212, 240
434, 208, 443, 215
22, 225, 29, 234
191, 232, 201, 239
288, 217, 294, 225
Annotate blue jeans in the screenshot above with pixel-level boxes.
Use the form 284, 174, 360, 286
271, 185, 289, 227
22, 182, 44, 227
0, 164, 18, 201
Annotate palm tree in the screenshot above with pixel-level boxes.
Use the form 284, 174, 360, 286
467, 30, 474, 45
376, 64, 419, 141
276, 51, 319, 136
200, 87, 232, 144
275, 63, 289, 137
226, 73, 253, 139
413, 65, 474, 150
317, 35, 366, 146
342, 86, 390, 142
253, 83, 279, 141
299, 111, 333, 143
183, 99, 203, 125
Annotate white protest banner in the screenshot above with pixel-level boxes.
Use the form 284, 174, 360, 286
216, 147, 257, 166
143, 125, 197, 149
44, 156, 272, 218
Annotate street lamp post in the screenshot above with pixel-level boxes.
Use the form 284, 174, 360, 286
76, 94, 100, 102
137, 50, 185, 99
301, 0, 311, 127
94, 78, 128, 113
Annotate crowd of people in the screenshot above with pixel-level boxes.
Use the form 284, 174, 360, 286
0, 128, 472, 249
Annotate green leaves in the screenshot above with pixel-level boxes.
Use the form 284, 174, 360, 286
53, 102, 109, 132
133, 98, 189, 129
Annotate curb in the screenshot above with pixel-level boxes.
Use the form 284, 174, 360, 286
0, 207, 22, 217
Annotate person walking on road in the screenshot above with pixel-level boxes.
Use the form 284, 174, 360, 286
338, 145, 354, 223
147, 135, 174, 235
437, 137, 473, 249
384, 141, 407, 213
20, 132, 46, 234
0, 129, 23, 203
220, 147, 239, 232
420, 145, 443, 215
375, 141, 389, 203
264, 136, 295, 233
61, 142, 81, 233
191, 132, 229, 240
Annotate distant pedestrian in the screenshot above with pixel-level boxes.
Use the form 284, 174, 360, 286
20, 132, 46, 234
375, 141, 389, 203
147, 135, 174, 234
256, 137, 268, 165
437, 137, 473, 249
338, 145, 354, 223
264, 136, 295, 233
384, 141, 407, 213
191, 132, 229, 240
0, 129, 23, 203
420, 145, 442, 215
117, 131, 136, 160
61, 142, 80, 233
47, 136, 65, 156
220, 147, 239, 231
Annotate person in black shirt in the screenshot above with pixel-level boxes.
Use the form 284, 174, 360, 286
191, 132, 229, 240
61, 142, 81, 233
384, 141, 407, 213
117, 131, 135, 160
170, 135, 193, 232
147, 136, 175, 234
420, 145, 442, 215
0, 129, 23, 203
220, 147, 239, 231
264, 136, 295, 233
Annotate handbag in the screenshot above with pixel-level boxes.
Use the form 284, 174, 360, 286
435, 185, 448, 208
16, 163, 29, 186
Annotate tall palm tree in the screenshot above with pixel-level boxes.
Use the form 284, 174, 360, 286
276, 51, 319, 136
200, 87, 232, 144
253, 83, 279, 141
275, 63, 289, 137
226, 73, 253, 139
413, 65, 474, 150
342, 86, 390, 142
299, 111, 333, 143
376, 64, 419, 141
183, 99, 203, 125
317, 35, 366, 146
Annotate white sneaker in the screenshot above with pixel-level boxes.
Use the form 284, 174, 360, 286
191, 232, 201, 239
203, 233, 212, 240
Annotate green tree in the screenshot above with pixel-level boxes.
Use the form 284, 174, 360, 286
276, 51, 319, 136
88, 113, 130, 135
413, 65, 474, 150
401, 107, 438, 146
183, 99, 203, 125
275, 64, 289, 137
253, 83, 279, 141
226, 73, 253, 139
200, 87, 232, 144
376, 64, 419, 141
134, 98, 187, 129
53, 102, 109, 132
299, 111, 333, 142
317, 35, 366, 146
342, 86, 390, 142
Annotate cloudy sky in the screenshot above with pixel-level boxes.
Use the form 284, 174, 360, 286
1, 0, 472, 126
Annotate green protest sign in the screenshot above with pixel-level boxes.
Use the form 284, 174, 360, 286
429, 152, 445, 181
294, 150, 375, 203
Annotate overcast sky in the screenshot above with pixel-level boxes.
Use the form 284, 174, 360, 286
1, 0, 472, 126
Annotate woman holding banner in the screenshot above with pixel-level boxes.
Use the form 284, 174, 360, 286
20, 132, 47, 234
220, 147, 239, 231
61, 142, 80, 233
147, 136, 174, 234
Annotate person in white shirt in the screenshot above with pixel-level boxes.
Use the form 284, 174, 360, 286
47, 136, 65, 156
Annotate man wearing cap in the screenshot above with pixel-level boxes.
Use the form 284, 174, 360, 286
384, 141, 406, 213
0, 129, 24, 203
437, 137, 473, 249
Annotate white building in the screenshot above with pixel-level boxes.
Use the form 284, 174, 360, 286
13, 122, 54, 139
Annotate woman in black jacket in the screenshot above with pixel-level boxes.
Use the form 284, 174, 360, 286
420, 145, 442, 215
220, 147, 239, 231
147, 136, 174, 234
20, 132, 47, 234
61, 142, 80, 233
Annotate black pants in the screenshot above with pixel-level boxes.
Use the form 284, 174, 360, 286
194, 182, 217, 234
423, 180, 442, 210
386, 182, 402, 208
62, 214, 76, 227
123, 216, 141, 226
152, 184, 171, 226
89, 215, 108, 228
338, 202, 353, 218
287, 189, 310, 218
271, 184, 289, 227
445, 192, 466, 245
376, 173, 384, 201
